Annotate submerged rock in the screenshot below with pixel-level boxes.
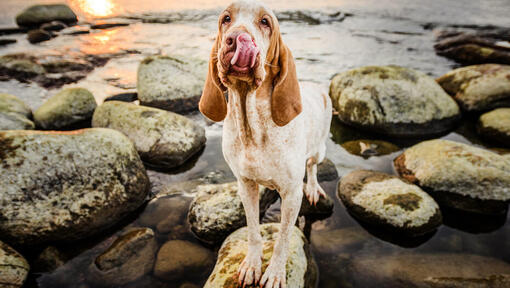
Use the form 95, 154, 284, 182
338, 170, 441, 235
0, 39, 17, 46
137, 55, 207, 113
329, 65, 460, 137
394, 139, 510, 214
16, 4, 77, 27
204, 223, 317, 288
0, 241, 29, 288
0, 93, 34, 130
0, 53, 45, 75
310, 227, 371, 256
92, 101, 206, 168
437, 64, 510, 112
0, 128, 150, 245
40, 21, 67, 32
27, 29, 52, 44
34, 88, 97, 130
33, 246, 66, 273
341, 139, 400, 158
477, 108, 510, 147
188, 182, 279, 244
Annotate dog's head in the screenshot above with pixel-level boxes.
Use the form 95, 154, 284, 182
199, 0, 302, 126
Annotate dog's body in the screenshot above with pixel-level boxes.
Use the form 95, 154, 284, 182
199, 1, 332, 287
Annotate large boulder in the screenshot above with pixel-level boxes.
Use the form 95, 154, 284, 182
16, 4, 77, 28
34, 88, 97, 130
0, 241, 29, 288
394, 139, 510, 214
137, 55, 206, 113
188, 182, 279, 244
477, 108, 510, 147
329, 65, 460, 137
204, 223, 317, 288
0, 128, 150, 245
92, 101, 205, 168
0, 93, 34, 130
338, 170, 441, 236
437, 64, 510, 112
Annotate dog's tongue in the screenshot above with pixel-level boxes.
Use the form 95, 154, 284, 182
231, 33, 259, 68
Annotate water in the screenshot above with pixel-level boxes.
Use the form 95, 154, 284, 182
1, 0, 509, 287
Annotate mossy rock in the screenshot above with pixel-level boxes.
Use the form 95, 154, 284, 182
0, 93, 34, 130
477, 108, 510, 147
0, 241, 29, 288
16, 4, 77, 27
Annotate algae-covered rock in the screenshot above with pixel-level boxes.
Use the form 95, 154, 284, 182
34, 88, 97, 130
16, 4, 77, 27
329, 65, 460, 137
0, 93, 34, 130
92, 101, 205, 168
437, 64, 510, 112
204, 223, 317, 288
137, 55, 207, 113
477, 108, 510, 147
0, 241, 29, 288
394, 139, 510, 214
0, 128, 150, 244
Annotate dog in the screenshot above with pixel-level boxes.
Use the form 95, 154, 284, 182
199, 1, 332, 287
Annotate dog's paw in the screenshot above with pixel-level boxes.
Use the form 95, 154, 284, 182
260, 261, 286, 288
238, 253, 262, 287
304, 183, 326, 206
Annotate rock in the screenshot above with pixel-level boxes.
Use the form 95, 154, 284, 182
0, 39, 16, 46
299, 192, 334, 217
204, 223, 317, 288
0, 241, 29, 288
0, 93, 35, 130
0, 53, 45, 75
0, 27, 27, 35
316, 158, 338, 181
89, 228, 158, 286
477, 108, 510, 147
341, 139, 400, 158
137, 195, 192, 236
188, 182, 279, 244
0, 128, 150, 244
329, 65, 460, 137
394, 139, 510, 214
27, 29, 52, 44
425, 274, 510, 288
16, 4, 77, 27
90, 23, 130, 29
137, 55, 207, 113
34, 88, 97, 130
33, 246, 66, 273
92, 101, 205, 168
154, 240, 214, 281
350, 253, 510, 287
41, 59, 93, 73
338, 170, 442, 235
104, 92, 138, 103
40, 21, 67, 32
437, 64, 510, 112
310, 227, 371, 256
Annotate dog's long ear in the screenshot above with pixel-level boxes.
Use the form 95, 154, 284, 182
199, 34, 227, 122
266, 22, 302, 127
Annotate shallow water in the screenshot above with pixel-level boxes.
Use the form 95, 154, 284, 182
1, 0, 510, 287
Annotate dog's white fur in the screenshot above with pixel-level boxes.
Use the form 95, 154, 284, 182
199, 1, 332, 287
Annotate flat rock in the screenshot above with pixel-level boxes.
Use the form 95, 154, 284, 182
0, 93, 34, 130
0, 39, 17, 46
104, 92, 138, 103
338, 170, 442, 235
137, 55, 207, 113
92, 101, 206, 168
40, 21, 67, 32
0, 241, 29, 288
90, 23, 130, 30
329, 65, 460, 137
477, 108, 510, 147
0, 128, 150, 244
394, 139, 510, 214
34, 88, 97, 130
27, 29, 52, 44
437, 64, 510, 112
341, 139, 400, 158
0, 53, 45, 75
16, 4, 77, 27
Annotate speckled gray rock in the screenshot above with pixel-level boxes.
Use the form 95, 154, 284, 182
88, 228, 158, 286
339, 170, 442, 235
437, 64, 510, 112
0, 128, 150, 245
137, 55, 207, 113
188, 182, 279, 244
92, 101, 205, 168
0, 241, 29, 288
477, 108, 510, 147
0, 93, 34, 130
329, 65, 460, 137
16, 4, 77, 27
204, 223, 317, 288
394, 139, 510, 214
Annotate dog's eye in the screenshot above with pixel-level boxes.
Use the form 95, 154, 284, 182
222, 15, 231, 24
260, 18, 269, 26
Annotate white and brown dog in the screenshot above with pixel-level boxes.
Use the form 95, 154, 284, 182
199, 0, 332, 287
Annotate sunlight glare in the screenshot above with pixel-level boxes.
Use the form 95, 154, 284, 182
71, 0, 116, 18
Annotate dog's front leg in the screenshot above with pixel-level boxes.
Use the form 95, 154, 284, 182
237, 178, 263, 286
260, 184, 302, 288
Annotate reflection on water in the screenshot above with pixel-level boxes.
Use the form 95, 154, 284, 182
69, 0, 117, 18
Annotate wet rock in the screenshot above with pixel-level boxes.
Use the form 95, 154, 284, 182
0, 27, 27, 35
437, 64, 510, 112
299, 192, 334, 218
154, 240, 214, 281
310, 227, 371, 256
477, 108, 510, 147
0, 93, 35, 130
0, 128, 150, 245
329, 65, 460, 137
40, 21, 67, 32
92, 101, 206, 168
204, 223, 317, 288
34, 88, 97, 130
62, 25, 90, 35
188, 182, 279, 244
341, 139, 400, 158
350, 253, 510, 288
0, 241, 29, 288
394, 139, 510, 214
275, 10, 349, 25
104, 92, 138, 103
16, 4, 77, 28
90, 23, 130, 30
88, 228, 158, 286
338, 170, 442, 236
33, 246, 66, 272
0, 53, 45, 75
316, 158, 338, 181
137, 195, 192, 236
137, 55, 207, 113
27, 29, 54, 44
0, 39, 16, 46
41, 59, 93, 73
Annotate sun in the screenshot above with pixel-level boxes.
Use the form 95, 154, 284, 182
71, 0, 116, 18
